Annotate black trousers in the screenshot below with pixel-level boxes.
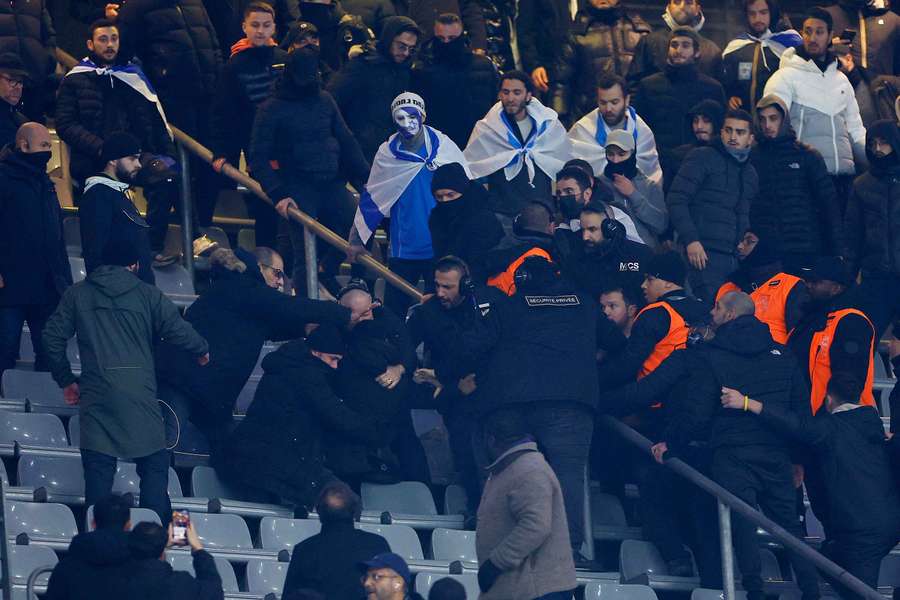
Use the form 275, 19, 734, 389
712, 445, 820, 600
822, 529, 900, 600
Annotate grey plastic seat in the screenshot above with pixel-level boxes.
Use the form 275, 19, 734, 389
237, 228, 256, 252
190, 465, 290, 518
414, 573, 479, 599
18, 453, 85, 502
166, 552, 240, 592
114, 462, 183, 498
63, 216, 82, 256
733, 549, 782, 581
67, 414, 79, 447
0, 410, 68, 453
8, 544, 58, 586
259, 517, 321, 551
5, 501, 78, 547
199, 226, 231, 251
152, 263, 196, 296
431, 528, 476, 563
85, 505, 161, 531
592, 493, 643, 541
361, 481, 437, 516
247, 559, 289, 595
620, 540, 700, 590
443, 484, 468, 515
691, 589, 748, 600
359, 523, 424, 561
583, 582, 659, 600
191, 465, 244, 499
69, 256, 86, 283
190, 512, 254, 550
878, 552, 900, 587
1, 370, 72, 416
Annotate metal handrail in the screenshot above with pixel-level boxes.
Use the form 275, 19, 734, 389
54, 48, 423, 302
0, 479, 11, 600
601, 415, 884, 600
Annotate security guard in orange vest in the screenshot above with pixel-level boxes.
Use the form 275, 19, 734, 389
788, 256, 877, 537
597, 251, 707, 390
715, 234, 809, 344
483, 201, 555, 295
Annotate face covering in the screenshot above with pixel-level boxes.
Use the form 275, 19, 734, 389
433, 35, 466, 62
557, 194, 582, 220
870, 151, 899, 173
393, 107, 423, 139
724, 145, 752, 163
19, 150, 51, 170
603, 153, 638, 180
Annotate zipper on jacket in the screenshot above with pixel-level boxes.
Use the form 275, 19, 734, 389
831, 113, 839, 174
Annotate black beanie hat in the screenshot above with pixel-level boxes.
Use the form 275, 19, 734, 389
285, 48, 319, 87
101, 132, 142, 163
430, 162, 469, 194
307, 324, 346, 355
101, 239, 140, 268
646, 251, 687, 287
742, 234, 781, 268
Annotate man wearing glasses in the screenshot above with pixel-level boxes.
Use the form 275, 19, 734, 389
0, 54, 27, 148
252, 247, 286, 293
358, 553, 422, 600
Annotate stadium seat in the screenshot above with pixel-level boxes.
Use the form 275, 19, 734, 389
69, 256, 86, 284
358, 523, 424, 561
85, 505, 161, 531
259, 517, 321, 552
431, 528, 476, 563
166, 552, 240, 592
443, 484, 468, 515
0, 410, 69, 455
362, 481, 438, 516
8, 544, 57, 589
113, 462, 184, 499
878, 553, 900, 587
18, 453, 85, 503
190, 512, 254, 550
67, 414, 79, 447
733, 549, 782, 582
246, 559, 289, 596
237, 228, 256, 252
171, 419, 211, 469
199, 226, 231, 251
592, 493, 643, 541
414, 573, 479, 599
1, 370, 74, 417
152, 263, 196, 296
190, 465, 292, 518
691, 589, 749, 600
63, 216, 81, 256
583, 582, 659, 600
5, 501, 78, 549
619, 540, 700, 591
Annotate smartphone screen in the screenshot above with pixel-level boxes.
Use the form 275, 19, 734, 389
172, 510, 190, 545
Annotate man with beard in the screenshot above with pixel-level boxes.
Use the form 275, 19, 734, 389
659, 98, 724, 191
328, 16, 421, 162
632, 28, 725, 158
626, 0, 721, 87
721, 0, 801, 111
56, 19, 186, 266
412, 14, 498, 148
427, 162, 504, 278
667, 109, 757, 303
568, 74, 662, 185
465, 71, 570, 232
557, 0, 651, 121
750, 95, 842, 273
78, 133, 155, 285
250, 49, 370, 298
0, 54, 26, 148
600, 283, 643, 338
845, 119, 900, 336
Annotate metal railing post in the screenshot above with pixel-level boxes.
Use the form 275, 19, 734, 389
303, 226, 319, 300
718, 500, 736, 600
0, 478, 11, 600
177, 143, 195, 281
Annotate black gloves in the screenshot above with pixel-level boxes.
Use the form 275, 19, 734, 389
477, 559, 502, 593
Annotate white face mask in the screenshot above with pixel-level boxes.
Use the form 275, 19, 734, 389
393, 107, 422, 138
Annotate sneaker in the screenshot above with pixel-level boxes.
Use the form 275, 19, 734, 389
152, 253, 180, 267
192, 235, 218, 257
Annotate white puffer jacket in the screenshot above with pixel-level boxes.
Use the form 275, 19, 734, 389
763, 47, 866, 175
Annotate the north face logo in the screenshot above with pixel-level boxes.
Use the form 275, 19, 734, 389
788, 163, 800, 169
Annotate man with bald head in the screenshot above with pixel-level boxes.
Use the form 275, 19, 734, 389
652, 290, 821, 600
0, 122, 72, 376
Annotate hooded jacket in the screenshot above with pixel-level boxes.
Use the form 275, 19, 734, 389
0, 147, 71, 308
660, 98, 725, 191
326, 16, 421, 162
427, 182, 504, 276
43, 266, 208, 458
750, 95, 844, 259
846, 119, 900, 276
763, 47, 867, 175
44, 529, 132, 600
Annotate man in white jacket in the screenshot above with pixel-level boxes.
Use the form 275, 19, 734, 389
763, 7, 866, 207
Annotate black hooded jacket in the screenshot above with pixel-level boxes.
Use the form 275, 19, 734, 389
660, 98, 724, 192
750, 98, 843, 260
846, 119, 900, 276
44, 529, 132, 600
428, 183, 504, 277
327, 16, 420, 162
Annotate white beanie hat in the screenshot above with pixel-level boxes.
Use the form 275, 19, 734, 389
391, 92, 426, 118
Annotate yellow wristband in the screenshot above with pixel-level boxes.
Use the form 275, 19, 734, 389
743, 395, 749, 411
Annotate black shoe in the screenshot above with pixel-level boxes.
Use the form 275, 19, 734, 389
667, 557, 694, 577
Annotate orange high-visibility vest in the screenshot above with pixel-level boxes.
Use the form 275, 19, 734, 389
635, 301, 688, 379
716, 273, 803, 344
808, 308, 876, 413
487, 247, 552, 296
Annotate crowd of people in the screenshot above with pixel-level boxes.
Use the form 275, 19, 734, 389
1, 0, 900, 599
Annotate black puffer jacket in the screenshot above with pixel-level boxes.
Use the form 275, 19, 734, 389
326, 16, 419, 162
411, 41, 498, 148
55, 68, 174, 181
0, 0, 56, 84
632, 64, 725, 155
750, 103, 843, 259
117, 0, 222, 99
44, 529, 132, 600
558, 7, 651, 119
249, 54, 370, 211
846, 119, 900, 276
667, 141, 756, 254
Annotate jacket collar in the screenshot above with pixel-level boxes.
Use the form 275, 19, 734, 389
84, 173, 130, 194
485, 439, 538, 475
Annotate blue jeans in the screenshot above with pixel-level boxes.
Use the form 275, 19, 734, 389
0, 304, 57, 374
81, 448, 172, 525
